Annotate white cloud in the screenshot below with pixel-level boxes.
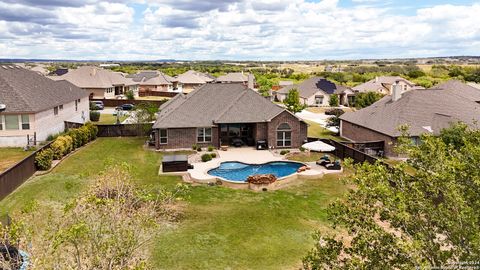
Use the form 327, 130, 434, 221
0, 0, 479, 60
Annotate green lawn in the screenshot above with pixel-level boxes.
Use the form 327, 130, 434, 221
305, 120, 345, 142
96, 113, 128, 124
0, 148, 33, 172
0, 138, 348, 269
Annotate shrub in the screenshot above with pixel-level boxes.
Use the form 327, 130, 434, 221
210, 153, 217, 158
207, 145, 214, 152
67, 129, 82, 149
280, 150, 290, 155
125, 90, 135, 100
329, 94, 339, 107
201, 154, 212, 162
50, 135, 73, 160
35, 148, 53, 170
192, 144, 198, 150
325, 108, 345, 116
299, 147, 306, 152
196, 146, 202, 152
85, 122, 98, 140
90, 111, 100, 122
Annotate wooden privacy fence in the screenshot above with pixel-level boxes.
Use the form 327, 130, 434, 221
306, 137, 381, 164
138, 90, 179, 98
0, 142, 52, 201
89, 98, 168, 108
96, 123, 153, 137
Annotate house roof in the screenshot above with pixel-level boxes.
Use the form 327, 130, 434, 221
176, 70, 214, 84
340, 81, 480, 137
467, 82, 480, 90
126, 71, 173, 86
216, 72, 249, 83
0, 65, 88, 113
49, 66, 136, 89
277, 77, 351, 98
153, 83, 289, 129
352, 76, 415, 92
430, 80, 480, 102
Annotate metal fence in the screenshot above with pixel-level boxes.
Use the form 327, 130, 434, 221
0, 142, 52, 201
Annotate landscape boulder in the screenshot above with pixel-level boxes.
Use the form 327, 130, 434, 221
246, 174, 277, 185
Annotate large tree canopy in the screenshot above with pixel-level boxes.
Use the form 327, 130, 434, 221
304, 123, 480, 269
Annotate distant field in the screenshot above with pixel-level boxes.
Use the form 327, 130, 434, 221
279, 64, 325, 73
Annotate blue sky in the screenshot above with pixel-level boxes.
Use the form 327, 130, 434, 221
0, 0, 479, 60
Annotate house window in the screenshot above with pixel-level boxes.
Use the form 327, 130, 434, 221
21, 115, 30, 130
59, 104, 63, 111
0, 115, 3, 130
315, 95, 324, 105
276, 123, 292, 147
159, 129, 168, 144
54, 106, 59, 115
75, 100, 78, 111
404, 85, 407, 91
197, 127, 212, 143
5, 115, 19, 130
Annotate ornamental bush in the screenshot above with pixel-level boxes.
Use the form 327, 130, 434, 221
50, 135, 73, 160
90, 111, 100, 122
35, 148, 54, 170
201, 154, 212, 162
280, 150, 290, 155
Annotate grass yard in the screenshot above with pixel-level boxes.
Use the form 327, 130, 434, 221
304, 119, 345, 142
96, 113, 128, 124
0, 138, 349, 269
0, 148, 33, 172
306, 107, 356, 114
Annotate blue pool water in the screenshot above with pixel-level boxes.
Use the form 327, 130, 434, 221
208, 161, 304, 182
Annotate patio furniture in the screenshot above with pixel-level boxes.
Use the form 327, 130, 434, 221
326, 160, 342, 170
220, 145, 229, 151
256, 140, 268, 150
162, 155, 189, 172
231, 138, 244, 147
316, 158, 331, 167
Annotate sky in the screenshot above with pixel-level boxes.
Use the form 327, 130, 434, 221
0, 0, 479, 61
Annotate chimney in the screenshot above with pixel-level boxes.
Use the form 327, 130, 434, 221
248, 74, 254, 89
392, 81, 403, 101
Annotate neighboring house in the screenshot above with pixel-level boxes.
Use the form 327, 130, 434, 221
49, 66, 139, 99
352, 76, 420, 95
0, 66, 89, 147
216, 72, 252, 84
175, 70, 215, 94
271, 81, 294, 91
340, 80, 480, 157
127, 71, 176, 93
467, 82, 480, 90
276, 77, 354, 106
152, 83, 307, 150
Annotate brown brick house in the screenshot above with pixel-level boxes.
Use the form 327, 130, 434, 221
153, 83, 307, 150
340, 80, 480, 157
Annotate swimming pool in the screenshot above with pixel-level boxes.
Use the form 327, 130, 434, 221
207, 161, 304, 182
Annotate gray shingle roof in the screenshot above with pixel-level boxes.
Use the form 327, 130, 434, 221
340, 81, 480, 137
216, 72, 249, 83
0, 65, 88, 113
430, 80, 480, 102
352, 76, 415, 92
126, 71, 173, 86
176, 70, 214, 84
49, 66, 136, 88
153, 83, 289, 129
277, 77, 350, 98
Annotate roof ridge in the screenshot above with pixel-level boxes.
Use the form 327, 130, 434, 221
214, 87, 249, 123
157, 84, 207, 122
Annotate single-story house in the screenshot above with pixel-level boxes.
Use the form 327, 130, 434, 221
152, 83, 308, 150
340, 80, 480, 157
216, 72, 252, 84
49, 66, 139, 99
176, 70, 215, 94
126, 71, 176, 93
0, 66, 89, 147
276, 77, 354, 106
352, 76, 421, 95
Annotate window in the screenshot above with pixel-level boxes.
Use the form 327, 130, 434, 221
197, 127, 212, 143
54, 106, 59, 115
276, 123, 292, 147
75, 100, 78, 111
159, 129, 168, 144
21, 115, 30, 130
0, 115, 3, 130
5, 115, 19, 130
315, 95, 324, 105
59, 104, 63, 111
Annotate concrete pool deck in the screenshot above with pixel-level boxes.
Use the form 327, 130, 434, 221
159, 148, 340, 189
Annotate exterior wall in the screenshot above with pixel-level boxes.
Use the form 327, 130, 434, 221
0, 97, 89, 147
85, 87, 113, 99
139, 84, 171, 92
155, 127, 219, 150
305, 91, 330, 106
182, 83, 204, 94
254, 123, 268, 141
340, 120, 397, 156
267, 111, 308, 149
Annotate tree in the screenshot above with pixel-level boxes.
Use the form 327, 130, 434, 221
125, 90, 135, 100
354, 92, 384, 108
303, 124, 480, 269
133, 102, 159, 124
283, 88, 305, 113
329, 94, 339, 107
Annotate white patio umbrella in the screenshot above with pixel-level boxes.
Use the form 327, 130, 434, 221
302, 141, 335, 152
